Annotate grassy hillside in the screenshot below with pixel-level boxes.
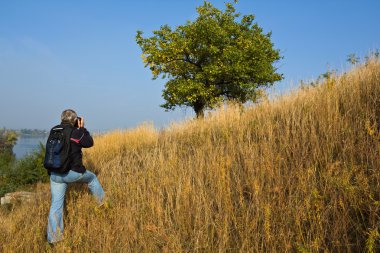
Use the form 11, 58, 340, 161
1, 59, 380, 252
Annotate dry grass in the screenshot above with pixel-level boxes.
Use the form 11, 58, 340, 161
1, 59, 380, 252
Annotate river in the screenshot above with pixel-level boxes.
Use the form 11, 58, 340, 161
12, 136, 48, 159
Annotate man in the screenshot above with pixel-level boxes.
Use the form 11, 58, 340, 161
47, 109, 105, 244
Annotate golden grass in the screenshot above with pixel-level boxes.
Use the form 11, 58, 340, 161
1, 59, 380, 252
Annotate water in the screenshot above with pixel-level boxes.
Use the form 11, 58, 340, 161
12, 136, 48, 159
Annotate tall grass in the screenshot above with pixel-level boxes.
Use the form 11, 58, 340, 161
1, 59, 380, 252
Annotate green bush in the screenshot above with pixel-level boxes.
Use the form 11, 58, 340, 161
0, 152, 16, 197
0, 143, 49, 197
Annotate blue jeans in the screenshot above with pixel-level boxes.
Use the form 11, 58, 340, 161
47, 170, 105, 243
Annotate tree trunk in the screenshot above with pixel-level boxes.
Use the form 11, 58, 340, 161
195, 109, 204, 119
193, 100, 205, 119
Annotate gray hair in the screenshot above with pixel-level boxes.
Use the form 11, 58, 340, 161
61, 109, 77, 125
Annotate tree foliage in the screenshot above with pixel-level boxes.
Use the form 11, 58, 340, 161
0, 128, 18, 154
136, 1, 283, 117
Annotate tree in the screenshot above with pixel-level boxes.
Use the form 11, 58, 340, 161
0, 128, 18, 154
136, 1, 283, 118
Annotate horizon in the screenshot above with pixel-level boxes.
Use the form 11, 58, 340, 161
1, 0, 379, 132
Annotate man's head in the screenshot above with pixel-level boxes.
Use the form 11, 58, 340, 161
61, 109, 78, 126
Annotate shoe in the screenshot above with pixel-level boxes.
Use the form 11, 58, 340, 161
95, 198, 110, 213
48, 237, 64, 245
97, 200, 110, 209
97, 194, 111, 208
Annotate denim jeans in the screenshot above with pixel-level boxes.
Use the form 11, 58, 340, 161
47, 170, 105, 243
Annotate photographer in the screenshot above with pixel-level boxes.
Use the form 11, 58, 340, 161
47, 109, 105, 244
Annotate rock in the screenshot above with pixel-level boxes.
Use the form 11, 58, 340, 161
1, 191, 40, 205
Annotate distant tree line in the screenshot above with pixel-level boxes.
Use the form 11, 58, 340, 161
18, 129, 48, 137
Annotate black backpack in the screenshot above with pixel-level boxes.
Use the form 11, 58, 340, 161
44, 124, 74, 173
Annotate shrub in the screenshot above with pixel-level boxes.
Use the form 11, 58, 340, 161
0, 143, 48, 197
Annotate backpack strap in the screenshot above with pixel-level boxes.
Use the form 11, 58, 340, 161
59, 125, 75, 173
62, 125, 74, 150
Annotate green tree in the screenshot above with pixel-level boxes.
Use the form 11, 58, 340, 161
136, 1, 283, 118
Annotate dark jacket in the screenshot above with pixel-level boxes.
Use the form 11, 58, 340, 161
63, 123, 94, 173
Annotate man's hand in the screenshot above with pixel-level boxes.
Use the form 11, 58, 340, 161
79, 117, 85, 128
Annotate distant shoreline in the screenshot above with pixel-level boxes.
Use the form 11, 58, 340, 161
14, 129, 48, 138
18, 133, 48, 138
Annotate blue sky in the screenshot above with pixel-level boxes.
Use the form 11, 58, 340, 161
0, 0, 379, 131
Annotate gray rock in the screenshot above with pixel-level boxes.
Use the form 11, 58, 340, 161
1, 191, 41, 205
